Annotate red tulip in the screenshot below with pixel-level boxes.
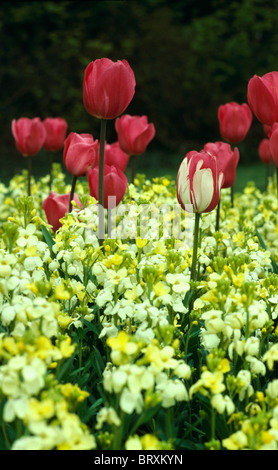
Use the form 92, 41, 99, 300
258, 138, 272, 165
247, 71, 278, 125
63, 132, 99, 177
87, 164, 128, 209
43, 117, 68, 152
42, 191, 82, 232
218, 102, 252, 143
269, 126, 278, 167
203, 141, 240, 188
11, 117, 46, 156
177, 151, 223, 214
115, 114, 155, 155
83, 58, 136, 120
95, 141, 130, 171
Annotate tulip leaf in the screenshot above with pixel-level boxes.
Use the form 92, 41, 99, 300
41, 224, 55, 258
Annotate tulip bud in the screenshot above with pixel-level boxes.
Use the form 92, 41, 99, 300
203, 141, 240, 188
43, 117, 68, 152
247, 71, 278, 125
115, 114, 155, 155
83, 58, 136, 120
218, 102, 252, 143
42, 191, 82, 232
258, 138, 272, 165
87, 164, 128, 209
177, 151, 223, 214
63, 132, 99, 177
11, 117, 46, 156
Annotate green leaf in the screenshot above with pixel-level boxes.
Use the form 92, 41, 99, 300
41, 224, 55, 258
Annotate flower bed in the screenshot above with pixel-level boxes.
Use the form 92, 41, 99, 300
0, 164, 278, 450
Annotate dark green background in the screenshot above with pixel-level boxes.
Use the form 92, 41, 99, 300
1, 0, 278, 183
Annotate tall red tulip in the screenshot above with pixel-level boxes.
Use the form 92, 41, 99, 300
218, 102, 252, 144
203, 141, 240, 188
63, 132, 98, 177
83, 58, 136, 245
87, 164, 128, 209
43, 118, 68, 152
11, 117, 46, 157
83, 58, 136, 120
11, 117, 46, 196
259, 138, 272, 165
42, 191, 82, 232
247, 71, 278, 125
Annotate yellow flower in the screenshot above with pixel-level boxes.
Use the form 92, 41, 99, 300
59, 337, 75, 358
136, 238, 148, 249
153, 281, 169, 297
58, 315, 73, 329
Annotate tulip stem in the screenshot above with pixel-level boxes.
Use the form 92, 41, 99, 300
276, 167, 278, 201
216, 197, 221, 231
49, 154, 54, 191
69, 175, 77, 212
190, 212, 200, 283
131, 155, 136, 184
27, 156, 32, 197
98, 119, 107, 245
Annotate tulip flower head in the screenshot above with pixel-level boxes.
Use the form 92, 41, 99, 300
247, 71, 278, 125
203, 141, 240, 188
63, 132, 99, 177
94, 141, 130, 172
43, 117, 68, 152
269, 124, 278, 167
115, 114, 156, 155
11, 117, 46, 157
43, 191, 82, 232
177, 151, 223, 214
218, 102, 252, 144
83, 58, 136, 120
259, 138, 272, 165
87, 164, 128, 209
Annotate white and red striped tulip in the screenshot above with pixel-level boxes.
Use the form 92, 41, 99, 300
177, 150, 223, 214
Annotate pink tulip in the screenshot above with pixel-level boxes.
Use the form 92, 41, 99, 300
87, 164, 128, 209
43, 117, 68, 152
63, 132, 99, 177
218, 102, 252, 143
177, 151, 223, 214
11, 117, 46, 156
115, 114, 155, 155
42, 191, 82, 232
83, 58, 136, 120
203, 141, 240, 188
269, 126, 278, 167
94, 141, 130, 171
247, 71, 278, 125
259, 138, 272, 165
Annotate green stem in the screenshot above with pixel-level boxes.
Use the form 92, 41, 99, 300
98, 119, 107, 246
215, 196, 221, 231
231, 184, 234, 208
49, 153, 54, 191
131, 155, 136, 184
69, 175, 78, 212
190, 212, 200, 283
27, 156, 32, 196
276, 166, 278, 201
